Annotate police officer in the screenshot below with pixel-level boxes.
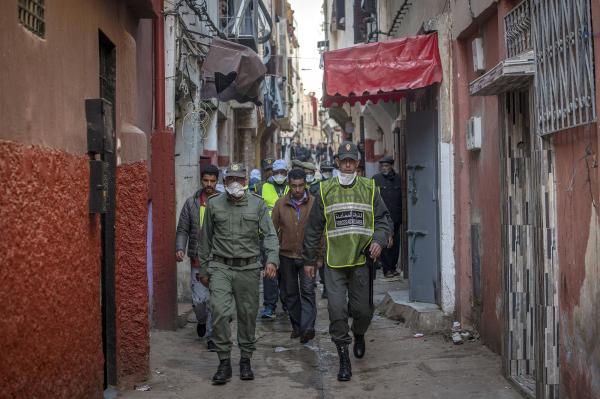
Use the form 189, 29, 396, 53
259, 159, 289, 318
302, 161, 320, 195
313, 160, 335, 297
254, 158, 275, 194
303, 141, 391, 382
198, 163, 279, 385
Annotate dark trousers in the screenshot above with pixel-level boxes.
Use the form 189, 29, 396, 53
279, 256, 316, 334
262, 274, 281, 310
381, 223, 400, 274
324, 264, 374, 345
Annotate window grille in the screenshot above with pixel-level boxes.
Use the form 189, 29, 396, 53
504, 0, 531, 58
532, 0, 596, 135
18, 0, 45, 38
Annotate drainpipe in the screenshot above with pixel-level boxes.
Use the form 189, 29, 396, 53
154, 4, 165, 130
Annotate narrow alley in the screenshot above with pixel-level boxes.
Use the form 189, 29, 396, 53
118, 278, 521, 399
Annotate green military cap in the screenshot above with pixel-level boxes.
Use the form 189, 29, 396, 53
320, 161, 334, 171
226, 162, 247, 178
302, 161, 317, 171
262, 158, 275, 170
338, 141, 359, 161
291, 159, 304, 169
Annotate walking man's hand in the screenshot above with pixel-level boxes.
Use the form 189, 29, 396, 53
200, 276, 210, 287
264, 263, 277, 279
369, 242, 382, 259
304, 265, 316, 279
176, 250, 185, 262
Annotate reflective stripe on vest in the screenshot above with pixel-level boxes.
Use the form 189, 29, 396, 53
321, 176, 375, 268
199, 205, 206, 228
261, 182, 289, 211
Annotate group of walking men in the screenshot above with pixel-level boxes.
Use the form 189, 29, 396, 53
176, 141, 404, 385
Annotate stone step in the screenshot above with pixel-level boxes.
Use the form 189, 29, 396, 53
378, 289, 451, 333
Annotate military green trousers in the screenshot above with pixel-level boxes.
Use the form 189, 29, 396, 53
324, 264, 374, 345
208, 262, 261, 360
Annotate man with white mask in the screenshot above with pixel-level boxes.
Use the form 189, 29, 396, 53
198, 163, 279, 385
302, 141, 391, 382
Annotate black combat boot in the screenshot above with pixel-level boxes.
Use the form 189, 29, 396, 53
239, 357, 255, 380
353, 334, 365, 358
212, 358, 232, 385
336, 344, 352, 381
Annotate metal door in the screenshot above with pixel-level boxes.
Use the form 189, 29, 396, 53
406, 110, 439, 303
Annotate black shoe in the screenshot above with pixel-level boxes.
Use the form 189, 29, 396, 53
212, 359, 232, 385
321, 289, 328, 299
300, 330, 315, 344
290, 330, 301, 339
239, 357, 254, 380
336, 344, 352, 381
353, 334, 365, 358
207, 339, 217, 352
196, 323, 206, 338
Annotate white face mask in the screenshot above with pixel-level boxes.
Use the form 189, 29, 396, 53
306, 174, 315, 183
225, 182, 245, 198
273, 174, 286, 185
338, 172, 357, 186
321, 172, 332, 180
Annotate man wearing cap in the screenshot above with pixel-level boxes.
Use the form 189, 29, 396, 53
373, 155, 403, 278
259, 159, 289, 319
176, 164, 220, 351
198, 163, 279, 385
303, 141, 391, 382
253, 158, 274, 194
302, 161, 320, 196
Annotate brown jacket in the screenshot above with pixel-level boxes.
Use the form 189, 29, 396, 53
272, 191, 316, 260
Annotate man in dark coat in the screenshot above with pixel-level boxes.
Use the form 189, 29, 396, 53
373, 155, 402, 278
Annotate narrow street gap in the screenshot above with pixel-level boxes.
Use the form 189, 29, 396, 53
118, 278, 522, 399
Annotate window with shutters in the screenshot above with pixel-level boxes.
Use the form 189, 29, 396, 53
532, 0, 596, 135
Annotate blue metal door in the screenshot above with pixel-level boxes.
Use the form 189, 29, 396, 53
406, 110, 439, 304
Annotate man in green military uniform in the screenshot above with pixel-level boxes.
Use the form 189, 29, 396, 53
302, 161, 320, 195
303, 141, 391, 382
198, 163, 279, 385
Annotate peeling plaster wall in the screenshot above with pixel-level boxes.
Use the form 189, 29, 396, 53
554, 125, 600, 399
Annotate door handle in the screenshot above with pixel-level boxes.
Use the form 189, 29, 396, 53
407, 230, 427, 262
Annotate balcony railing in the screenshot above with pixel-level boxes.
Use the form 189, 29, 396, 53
504, 0, 532, 58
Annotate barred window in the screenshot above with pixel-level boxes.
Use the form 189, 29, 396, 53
18, 0, 45, 38
532, 0, 596, 135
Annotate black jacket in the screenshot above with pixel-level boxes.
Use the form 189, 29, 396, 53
373, 171, 402, 225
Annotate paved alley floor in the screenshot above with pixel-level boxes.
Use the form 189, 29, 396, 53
118, 277, 523, 399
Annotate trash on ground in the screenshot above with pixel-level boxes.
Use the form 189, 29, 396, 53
154, 369, 163, 375
452, 321, 461, 332
413, 333, 424, 338
274, 346, 291, 352
134, 384, 152, 391
452, 331, 463, 345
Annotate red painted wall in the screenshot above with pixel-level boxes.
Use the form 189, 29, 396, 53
151, 130, 177, 330
0, 142, 104, 398
453, 9, 504, 353
116, 162, 150, 384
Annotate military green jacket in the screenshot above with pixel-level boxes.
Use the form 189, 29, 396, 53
198, 191, 279, 278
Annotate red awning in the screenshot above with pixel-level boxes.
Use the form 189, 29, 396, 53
322, 33, 442, 108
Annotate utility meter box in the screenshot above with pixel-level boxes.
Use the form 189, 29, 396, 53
472, 37, 485, 72
467, 116, 482, 151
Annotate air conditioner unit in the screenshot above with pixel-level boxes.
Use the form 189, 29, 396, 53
467, 116, 482, 151
472, 37, 485, 72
